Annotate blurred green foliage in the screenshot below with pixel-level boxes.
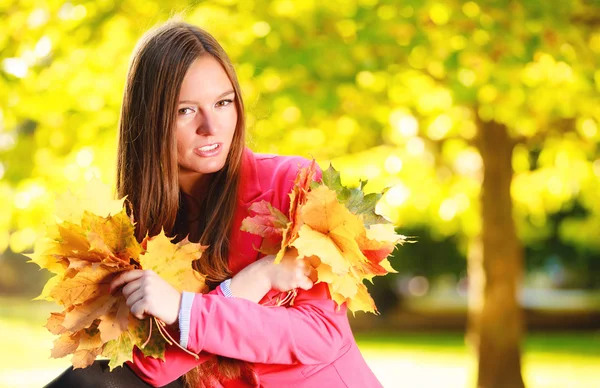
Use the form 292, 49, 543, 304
1, 0, 600, 292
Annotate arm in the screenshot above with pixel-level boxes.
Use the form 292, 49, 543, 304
123, 254, 316, 386
184, 282, 348, 366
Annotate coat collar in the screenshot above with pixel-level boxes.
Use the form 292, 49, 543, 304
238, 147, 264, 205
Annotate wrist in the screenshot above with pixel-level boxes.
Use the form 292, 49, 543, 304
229, 258, 272, 301
166, 291, 182, 326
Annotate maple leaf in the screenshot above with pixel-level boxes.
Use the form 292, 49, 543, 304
51, 332, 79, 358
35, 180, 209, 371
98, 298, 130, 343
140, 230, 208, 293
273, 160, 319, 263
103, 331, 136, 370
241, 201, 289, 239
48, 264, 120, 306
241, 160, 408, 314
240, 201, 289, 255
62, 294, 118, 332
82, 209, 142, 263
293, 186, 367, 270
55, 179, 125, 224
321, 164, 387, 226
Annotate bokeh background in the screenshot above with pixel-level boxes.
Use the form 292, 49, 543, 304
1, 0, 600, 387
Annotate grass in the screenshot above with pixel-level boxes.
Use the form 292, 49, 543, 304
1, 297, 598, 388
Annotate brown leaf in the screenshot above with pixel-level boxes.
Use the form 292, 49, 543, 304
51, 332, 80, 358
49, 265, 119, 306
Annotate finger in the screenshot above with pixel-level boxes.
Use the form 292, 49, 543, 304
125, 287, 146, 309
110, 270, 144, 293
130, 299, 148, 320
298, 276, 314, 291
296, 259, 307, 270
122, 279, 142, 299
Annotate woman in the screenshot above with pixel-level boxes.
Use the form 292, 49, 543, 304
47, 20, 382, 388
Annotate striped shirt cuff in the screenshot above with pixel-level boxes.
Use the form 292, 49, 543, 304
220, 278, 235, 298
178, 291, 195, 348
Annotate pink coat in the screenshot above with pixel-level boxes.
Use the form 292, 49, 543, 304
127, 148, 382, 387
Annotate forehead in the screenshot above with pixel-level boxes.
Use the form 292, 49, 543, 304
179, 55, 233, 100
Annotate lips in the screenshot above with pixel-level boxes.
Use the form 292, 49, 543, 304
193, 142, 222, 157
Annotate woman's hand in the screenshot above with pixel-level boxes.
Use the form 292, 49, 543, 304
228, 248, 318, 303
109, 270, 181, 325
263, 248, 318, 292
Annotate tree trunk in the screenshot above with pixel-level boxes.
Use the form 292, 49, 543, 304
467, 119, 525, 388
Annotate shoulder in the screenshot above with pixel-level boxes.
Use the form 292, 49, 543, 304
243, 148, 320, 194
255, 152, 314, 189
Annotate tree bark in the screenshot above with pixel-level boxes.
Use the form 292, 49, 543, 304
467, 119, 525, 388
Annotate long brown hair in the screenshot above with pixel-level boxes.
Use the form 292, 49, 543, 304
116, 19, 252, 387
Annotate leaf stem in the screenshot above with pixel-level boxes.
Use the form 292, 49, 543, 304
154, 318, 199, 360
140, 317, 153, 349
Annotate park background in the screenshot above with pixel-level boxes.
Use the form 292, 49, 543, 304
1, 0, 599, 387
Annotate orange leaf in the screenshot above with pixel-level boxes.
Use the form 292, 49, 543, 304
62, 294, 118, 332
49, 265, 120, 306
51, 332, 80, 359
241, 201, 289, 239
98, 297, 130, 343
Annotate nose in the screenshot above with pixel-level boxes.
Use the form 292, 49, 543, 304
195, 109, 217, 136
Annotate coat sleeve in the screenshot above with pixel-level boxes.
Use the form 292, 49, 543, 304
126, 286, 225, 387
184, 282, 349, 365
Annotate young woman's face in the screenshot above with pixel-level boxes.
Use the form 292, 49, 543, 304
176, 55, 238, 179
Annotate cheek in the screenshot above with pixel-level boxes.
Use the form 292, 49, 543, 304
175, 129, 189, 159
225, 109, 238, 138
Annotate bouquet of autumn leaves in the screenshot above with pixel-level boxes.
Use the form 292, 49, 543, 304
241, 162, 407, 314
28, 181, 207, 370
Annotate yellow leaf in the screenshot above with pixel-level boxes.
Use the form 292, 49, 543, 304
292, 225, 349, 274
82, 209, 141, 262
55, 179, 125, 224
72, 347, 103, 370
49, 265, 118, 306
34, 274, 63, 302
346, 284, 377, 314
62, 294, 117, 332
365, 223, 400, 243
26, 238, 68, 275
51, 333, 79, 359
140, 230, 207, 293
329, 272, 358, 300
378, 258, 397, 273
300, 186, 363, 237
98, 298, 130, 343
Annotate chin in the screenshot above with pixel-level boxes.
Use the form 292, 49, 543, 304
198, 159, 228, 175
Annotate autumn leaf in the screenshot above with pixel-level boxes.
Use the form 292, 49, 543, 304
55, 179, 125, 225
241, 201, 289, 239
273, 160, 319, 263
140, 230, 208, 293
103, 331, 136, 370
98, 298, 130, 343
321, 164, 387, 226
242, 161, 407, 314
51, 332, 79, 358
34, 180, 208, 370
48, 265, 119, 306
82, 209, 142, 262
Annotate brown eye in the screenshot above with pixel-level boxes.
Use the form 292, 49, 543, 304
178, 107, 194, 115
215, 99, 233, 108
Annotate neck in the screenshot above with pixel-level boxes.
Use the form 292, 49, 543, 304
179, 171, 212, 211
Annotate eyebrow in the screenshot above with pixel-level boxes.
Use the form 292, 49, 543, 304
179, 90, 235, 104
